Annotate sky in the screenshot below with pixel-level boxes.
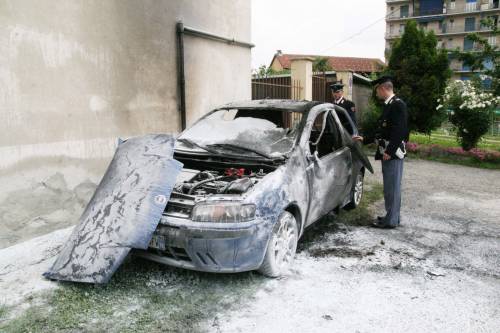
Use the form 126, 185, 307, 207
251, 0, 387, 70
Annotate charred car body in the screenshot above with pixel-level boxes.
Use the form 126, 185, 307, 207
136, 100, 373, 277
44, 100, 373, 283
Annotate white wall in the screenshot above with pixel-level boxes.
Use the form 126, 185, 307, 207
0, 0, 251, 168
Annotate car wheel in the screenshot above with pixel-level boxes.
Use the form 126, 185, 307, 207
344, 170, 364, 210
258, 211, 298, 278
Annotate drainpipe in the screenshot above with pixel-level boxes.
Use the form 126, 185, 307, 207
176, 21, 254, 130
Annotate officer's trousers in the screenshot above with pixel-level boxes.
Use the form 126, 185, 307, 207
381, 158, 404, 226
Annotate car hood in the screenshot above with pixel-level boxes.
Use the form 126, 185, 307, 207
43, 134, 182, 284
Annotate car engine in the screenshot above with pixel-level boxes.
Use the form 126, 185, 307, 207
173, 168, 266, 196
162, 167, 267, 219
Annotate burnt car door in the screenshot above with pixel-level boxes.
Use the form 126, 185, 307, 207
303, 108, 352, 225
333, 105, 373, 174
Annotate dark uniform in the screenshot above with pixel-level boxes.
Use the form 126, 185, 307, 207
330, 83, 357, 125
334, 97, 356, 125
373, 77, 409, 228
374, 95, 409, 161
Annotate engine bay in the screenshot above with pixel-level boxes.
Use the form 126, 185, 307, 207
173, 167, 267, 196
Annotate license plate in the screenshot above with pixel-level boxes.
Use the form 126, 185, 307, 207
149, 234, 167, 250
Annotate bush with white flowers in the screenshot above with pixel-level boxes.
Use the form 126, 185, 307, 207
437, 80, 500, 150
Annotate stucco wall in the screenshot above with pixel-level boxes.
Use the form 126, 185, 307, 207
0, 0, 251, 168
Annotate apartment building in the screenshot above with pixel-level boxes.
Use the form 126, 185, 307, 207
385, 0, 499, 80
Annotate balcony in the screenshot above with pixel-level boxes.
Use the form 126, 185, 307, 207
441, 23, 497, 35
386, 23, 497, 39
386, 2, 500, 21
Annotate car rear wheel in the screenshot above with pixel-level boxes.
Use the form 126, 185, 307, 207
258, 211, 298, 277
344, 170, 364, 210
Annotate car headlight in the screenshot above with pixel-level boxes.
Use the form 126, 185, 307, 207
191, 202, 256, 223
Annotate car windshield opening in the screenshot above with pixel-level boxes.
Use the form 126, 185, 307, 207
177, 109, 303, 158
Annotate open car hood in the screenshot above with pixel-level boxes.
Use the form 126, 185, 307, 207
44, 134, 182, 284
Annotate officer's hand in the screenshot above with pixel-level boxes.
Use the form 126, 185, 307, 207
352, 135, 363, 142
383, 153, 391, 161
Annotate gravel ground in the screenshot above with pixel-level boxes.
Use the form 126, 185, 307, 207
208, 157, 500, 333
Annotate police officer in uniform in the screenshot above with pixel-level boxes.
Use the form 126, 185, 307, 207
330, 83, 357, 125
372, 76, 408, 229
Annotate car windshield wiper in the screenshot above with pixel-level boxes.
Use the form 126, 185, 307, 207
206, 143, 277, 160
176, 138, 221, 155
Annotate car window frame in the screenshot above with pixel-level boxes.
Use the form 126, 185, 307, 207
304, 109, 347, 160
332, 105, 359, 137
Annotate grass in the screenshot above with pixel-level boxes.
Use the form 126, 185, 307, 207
337, 182, 384, 226
1, 259, 264, 333
0, 304, 9, 322
362, 133, 500, 170
298, 181, 384, 251
410, 133, 500, 152
407, 152, 500, 170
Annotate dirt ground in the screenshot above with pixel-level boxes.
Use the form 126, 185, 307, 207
0, 157, 499, 332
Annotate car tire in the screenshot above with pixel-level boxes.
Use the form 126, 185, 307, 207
344, 170, 364, 210
258, 211, 298, 278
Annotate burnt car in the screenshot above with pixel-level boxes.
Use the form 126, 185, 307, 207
135, 100, 373, 277
44, 100, 373, 284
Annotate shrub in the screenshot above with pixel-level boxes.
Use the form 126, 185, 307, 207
360, 101, 382, 144
438, 80, 499, 151
406, 141, 500, 165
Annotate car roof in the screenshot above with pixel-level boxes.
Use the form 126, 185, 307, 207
216, 99, 323, 113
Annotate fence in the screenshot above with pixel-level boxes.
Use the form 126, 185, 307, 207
251, 73, 335, 103
251, 75, 302, 100
312, 73, 333, 103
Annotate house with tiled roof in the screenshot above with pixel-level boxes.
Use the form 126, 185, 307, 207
269, 50, 386, 76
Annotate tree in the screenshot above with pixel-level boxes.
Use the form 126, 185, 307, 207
255, 65, 290, 77
454, 18, 499, 95
387, 20, 452, 134
313, 57, 332, 73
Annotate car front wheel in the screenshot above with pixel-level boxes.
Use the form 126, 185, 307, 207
258, 211, 298, 277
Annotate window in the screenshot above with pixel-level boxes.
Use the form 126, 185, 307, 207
399, 24, 405, 34
400, 5, 409, 18
465, 17, 476, 31
308, 111, 342, 158
482, 77, 493, 89
463, 37, 474, 50
179, 109, 304, 157
466, 0, 477, 12
483, 57, 494, 70
488, 36, 497, 46
450, 0, 456, 10
486, 15, 499, 28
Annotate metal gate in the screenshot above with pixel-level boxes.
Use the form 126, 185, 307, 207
251, 75, 302, 100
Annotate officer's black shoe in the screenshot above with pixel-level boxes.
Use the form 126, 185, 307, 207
371, 221, 396, 229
